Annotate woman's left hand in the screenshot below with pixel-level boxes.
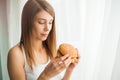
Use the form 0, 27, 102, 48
66, 49, 80, 71
61, 49, 80, 80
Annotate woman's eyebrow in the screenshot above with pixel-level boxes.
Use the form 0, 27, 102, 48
38, 18, 46, 21
38, 18, 53, 21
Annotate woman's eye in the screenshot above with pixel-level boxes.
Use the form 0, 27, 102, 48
39, 21, 45, 24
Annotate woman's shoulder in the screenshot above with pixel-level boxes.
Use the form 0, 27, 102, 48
8, 44, 22, 56
8, 44, 24, 64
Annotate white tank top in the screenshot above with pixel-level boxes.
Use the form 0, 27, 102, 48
22, 45, 62, 80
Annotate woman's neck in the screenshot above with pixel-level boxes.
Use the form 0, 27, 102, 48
31, 39, 44, 53
31, 39, 49, 64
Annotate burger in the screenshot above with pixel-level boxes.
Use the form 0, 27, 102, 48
57, 43, 78, 63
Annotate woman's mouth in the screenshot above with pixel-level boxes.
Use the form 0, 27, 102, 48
41, 34, 48, 37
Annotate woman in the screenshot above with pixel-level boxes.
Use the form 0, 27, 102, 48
7, 0, 80, 80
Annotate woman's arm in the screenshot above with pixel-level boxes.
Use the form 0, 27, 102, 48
7, 46, 26, 80
61, 62, 79, 80
62, 51, 80, 80
62, 68, 73, 80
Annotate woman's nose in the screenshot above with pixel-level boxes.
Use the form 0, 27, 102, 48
44, 24, 50, 31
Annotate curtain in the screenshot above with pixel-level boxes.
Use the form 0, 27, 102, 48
47, 0, 120, 80
0, 0, 120, 80
48, 0, 120, 80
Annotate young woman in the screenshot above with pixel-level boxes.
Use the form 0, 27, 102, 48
7, 0, 80, 80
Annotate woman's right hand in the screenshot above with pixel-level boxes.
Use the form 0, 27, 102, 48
39, 54, 72, 80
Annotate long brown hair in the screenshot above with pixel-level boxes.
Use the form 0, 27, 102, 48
20, 0, 56, 70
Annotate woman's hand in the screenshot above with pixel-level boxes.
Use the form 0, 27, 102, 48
39, 54, 72, 80
62, 48, 80, 80
66, 51, 80, 72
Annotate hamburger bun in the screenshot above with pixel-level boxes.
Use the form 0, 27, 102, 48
57, 43, 78, 62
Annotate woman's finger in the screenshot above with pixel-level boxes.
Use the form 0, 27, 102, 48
60, 54, 69, 61
63, 57, 72, 67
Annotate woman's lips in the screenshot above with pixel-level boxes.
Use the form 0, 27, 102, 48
41, 34, 48, 37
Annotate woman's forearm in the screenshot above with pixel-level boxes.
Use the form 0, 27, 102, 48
62, 69, 73, 80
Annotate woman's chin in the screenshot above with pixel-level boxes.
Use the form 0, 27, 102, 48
41, 37, 48, 41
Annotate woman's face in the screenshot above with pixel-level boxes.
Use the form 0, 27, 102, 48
32, 10, 53, 41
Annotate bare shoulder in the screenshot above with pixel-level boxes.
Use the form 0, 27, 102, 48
7, 44, 24, 67
8, 44, 22, 54
8, 44, 23, 59
7, 44, 26, 79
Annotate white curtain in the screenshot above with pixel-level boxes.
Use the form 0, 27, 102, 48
0, 0, 120, 80
48, 0, 120, 80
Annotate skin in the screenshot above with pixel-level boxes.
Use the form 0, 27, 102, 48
7, 10, 80, 80
62, 49, 80, 80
